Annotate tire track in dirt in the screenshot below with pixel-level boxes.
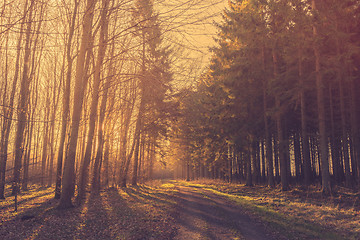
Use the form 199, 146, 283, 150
173, 185, 279, 240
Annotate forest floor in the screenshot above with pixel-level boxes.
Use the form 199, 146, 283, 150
175, 179, 360, 240
0, 180, 359, 239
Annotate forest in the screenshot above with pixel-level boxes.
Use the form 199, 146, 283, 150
0, 0, 219, 206
173, 0, 360, 193
1, 0, 360, 239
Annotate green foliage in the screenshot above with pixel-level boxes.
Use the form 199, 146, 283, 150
172, 0, 360, 185
133, 0, 176, 146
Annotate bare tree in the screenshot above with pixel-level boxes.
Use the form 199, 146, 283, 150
12, 0, 35, 196
77, 0, 111, 202
54, 0, 79, 199
58, 0, 96, 209
0, 0, 27, 199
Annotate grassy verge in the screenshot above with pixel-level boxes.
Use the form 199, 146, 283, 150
176, 179, 359, 240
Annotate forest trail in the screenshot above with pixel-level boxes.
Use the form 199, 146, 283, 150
173, 185, 278, 240
0, 181, 354, 239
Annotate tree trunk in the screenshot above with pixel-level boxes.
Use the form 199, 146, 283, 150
54, 0, 76, 195
261, 140, 266, 182
312, 0, 331, 194
48, 61, 60, 187
299, 46, 311, 186
350, 70, 360, 184
0, 4, 26, 198
120, 135, 136, 187
91, 32, 112, 193
77, 0, 109, 202
229, 145, 233, 183
276, 100, 289, 191
41, 98, 50, 186
252, 141, 260, 184
274, 135, 280, 183
131, 117, 142, 186
131, 28, 147, 186
118, 98, 135, 187
149, 140, 155, 180
335, 29, 352, 187
58, 0, 96, 209
12, 0, 35, 196
273, 47, 289, 191
22, 125, 31, 191
103, 137, 110, 188
262, 45, 274, 188
54, 0, 78, 195
339, 75, 351, 187
329, 83, 342, 183
294, 133, 301, 181
245, 142, 252, 186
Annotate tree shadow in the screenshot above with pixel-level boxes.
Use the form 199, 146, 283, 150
0, 188, 52, 210
173, 187, 272, 240
73, 194, 112, 240
0, 197, 59, 239
12, 192, 113, 240
105, 187, 177, 240
0, 187, 177, 240
123, 185, 178, 208
103, 188, 155, 240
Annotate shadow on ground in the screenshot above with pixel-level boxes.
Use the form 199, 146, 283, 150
0, 186, 177, 240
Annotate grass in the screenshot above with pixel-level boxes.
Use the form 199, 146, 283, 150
177, 179, 359, 240
1, 179, 359, 239
0, 181, 178, 240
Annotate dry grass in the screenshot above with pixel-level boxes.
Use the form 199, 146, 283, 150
185, 179, 360, 239
0, 182, 178, 240
2, 180, 359, 239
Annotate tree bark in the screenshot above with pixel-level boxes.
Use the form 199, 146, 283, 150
77, 0, 109, 202
131, 29, 146, 186
298, 46, 311, 186
335, 26, 352, 187
262, 44, 274, 188
41, 96, 50, 186
245, 142, 252, 186
350, 69, 360, 184
312, 0, 331, 194
118, 81, 136, 187
273, 47, 289, 191
58, 0, 96, 209
54, 0, 78, 196
294, 133, 301, 181
12, 0, 35, 196
22, 123, 31, 191
0, 2, 26, 198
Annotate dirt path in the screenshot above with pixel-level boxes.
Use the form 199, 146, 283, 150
173, 185, 280, 240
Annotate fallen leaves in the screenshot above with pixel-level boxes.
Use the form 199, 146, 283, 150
0, 183, 178, 240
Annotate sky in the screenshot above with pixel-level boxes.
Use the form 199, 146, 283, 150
156, 0, 228, 87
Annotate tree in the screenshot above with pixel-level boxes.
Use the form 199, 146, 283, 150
0, 0, 27, 199
12, 0, 36, 196
170, 0, 360, 191
311, 0, 331, 194
77, 0, 111, 202
131, 0, 173, 186
58, 0, 96, 209
54, 0, 79, 199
